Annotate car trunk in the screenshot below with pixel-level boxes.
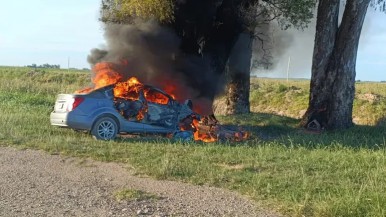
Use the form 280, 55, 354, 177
53, 94, 85, 113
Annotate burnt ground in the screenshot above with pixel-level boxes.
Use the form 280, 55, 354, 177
0, 146, 281, 217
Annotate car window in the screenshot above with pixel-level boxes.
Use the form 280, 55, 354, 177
104, 88, 114, 99
144, 88, 169, 105
114, 83, 141, 100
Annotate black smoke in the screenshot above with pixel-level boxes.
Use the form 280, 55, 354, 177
87, 21, 219, 114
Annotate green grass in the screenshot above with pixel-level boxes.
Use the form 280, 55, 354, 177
249, 78, 386, 125
1, 67, 386, 216
114, 189, 159, 202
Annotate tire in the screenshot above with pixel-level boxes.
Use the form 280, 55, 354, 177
163, 117, 174, 127
91, 117, 118, 140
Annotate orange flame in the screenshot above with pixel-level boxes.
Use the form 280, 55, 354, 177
114, 77, 143, 100
75, 62, 122, 94
191, 119, 217, 142
92, 62, 122, 89
162, 84, 176, 99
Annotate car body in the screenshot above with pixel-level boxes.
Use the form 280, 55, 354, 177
50, 84, 197, 140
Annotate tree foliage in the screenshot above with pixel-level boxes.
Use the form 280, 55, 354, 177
27, 63, 60, 69
101, 0, 174, 24
254, 0, 316, 30
98, 0, 317, 115
100, 0, 316, 30
99, 0, 317, 73
370, 0, 386, 11
100, 0, 316, 70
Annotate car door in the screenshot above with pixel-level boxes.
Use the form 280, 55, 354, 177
143, 87, 178, 128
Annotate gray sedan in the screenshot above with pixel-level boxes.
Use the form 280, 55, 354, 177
50, 84, 197, 140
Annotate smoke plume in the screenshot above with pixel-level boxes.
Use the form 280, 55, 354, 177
87, 21, 217, 114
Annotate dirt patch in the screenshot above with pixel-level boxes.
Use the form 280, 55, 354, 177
0, 146, 280, 217
356, 93, 383, 103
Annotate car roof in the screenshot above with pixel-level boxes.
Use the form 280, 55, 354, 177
143, 85, 173, 99
92, 83, 174, 100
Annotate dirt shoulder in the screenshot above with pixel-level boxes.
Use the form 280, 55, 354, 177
0, 146, 280, 217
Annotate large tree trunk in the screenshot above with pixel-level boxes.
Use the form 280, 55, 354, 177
174, 0, 243, 106
224, 33, 252, 114
302, 0, 370, 130
204, 0, 244, 102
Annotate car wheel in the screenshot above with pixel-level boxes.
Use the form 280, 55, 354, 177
91, 117, 118, 140
163, 118, 174, 127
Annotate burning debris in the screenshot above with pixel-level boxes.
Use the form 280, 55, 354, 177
192, 115, 249, 142
78, 62, 249, 142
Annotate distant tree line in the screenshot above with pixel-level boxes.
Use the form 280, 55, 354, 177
27, 63, 60, 69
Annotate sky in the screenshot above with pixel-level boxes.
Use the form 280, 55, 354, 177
0, 0, 104, 69
0, 1, 385, 81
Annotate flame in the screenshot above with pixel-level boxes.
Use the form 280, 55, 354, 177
114, 77, 143, 100
162, 84, 176, 99
144, 88, 170, 105
75, 62, 122, 94
137, 104, 147, 121
191, 119, 217, 142
188, 117, 249, 142
92, 62, 122, 89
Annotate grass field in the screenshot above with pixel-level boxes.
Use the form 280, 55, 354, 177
1, 66, 386, 216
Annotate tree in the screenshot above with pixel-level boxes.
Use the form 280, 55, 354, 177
221, 1, 316, 115
222, 33, 252, 114
99, 0, 315, 114
173, 0, 316, 115
100, 0, 174, 24
301, 0, 385, 130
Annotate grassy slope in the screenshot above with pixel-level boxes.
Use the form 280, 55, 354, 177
249, 78, 386, 125
1, 66, 386, 217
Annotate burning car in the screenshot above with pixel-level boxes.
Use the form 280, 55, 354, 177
50, 77, 198, 140
50, 62, 249, 142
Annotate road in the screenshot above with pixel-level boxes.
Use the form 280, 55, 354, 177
0, 146, 279, 217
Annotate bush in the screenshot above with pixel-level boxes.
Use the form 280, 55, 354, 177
277, 84, 288, 93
